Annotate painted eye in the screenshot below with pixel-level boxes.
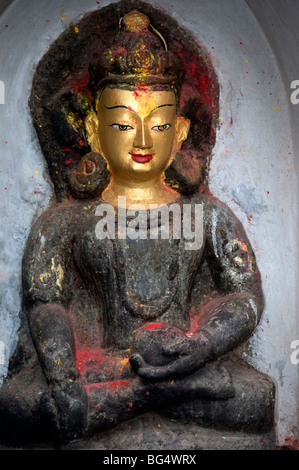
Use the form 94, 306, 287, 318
152, 124, 171, 131
110, 124, 133, 131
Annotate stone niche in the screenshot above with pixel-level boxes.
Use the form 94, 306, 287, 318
0, 0, 298, 451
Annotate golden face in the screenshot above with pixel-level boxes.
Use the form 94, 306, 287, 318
85, 87, 190, 184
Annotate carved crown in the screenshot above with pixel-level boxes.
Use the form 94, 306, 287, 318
96, 9, 180, 88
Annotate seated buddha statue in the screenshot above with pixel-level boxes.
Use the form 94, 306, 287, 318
0, 8, 274, 445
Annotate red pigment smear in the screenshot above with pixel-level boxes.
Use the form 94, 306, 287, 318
78, 139, 86, 146
96, 24, 100, 29
143, 323, 164, 331
188, 315, 202, 334
112, 46, 127, 58
76, 348, 105, 362
133, 85, 149, 98
283, 435, 299, 450
64, 159, 73, 165
68, 74, 90, 94
180, 50, 215, 110
75, 348, 106, 373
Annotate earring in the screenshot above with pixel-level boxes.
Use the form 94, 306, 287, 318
67, 151, 111, 199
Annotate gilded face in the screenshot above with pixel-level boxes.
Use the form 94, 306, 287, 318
85, 87, 190, 183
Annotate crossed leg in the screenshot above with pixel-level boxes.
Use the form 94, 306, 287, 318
0, 355, 274, 445
159, 356, 275, 433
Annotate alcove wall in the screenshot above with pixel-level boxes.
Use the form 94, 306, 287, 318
0, 0, 298, 447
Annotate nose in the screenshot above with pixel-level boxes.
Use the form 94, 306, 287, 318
133, 119, 153, 150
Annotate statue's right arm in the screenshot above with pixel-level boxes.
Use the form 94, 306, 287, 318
22, 205, 88, 440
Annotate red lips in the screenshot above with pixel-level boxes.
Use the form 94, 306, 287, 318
130, 153, 154, 163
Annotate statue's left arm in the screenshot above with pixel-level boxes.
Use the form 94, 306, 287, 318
188, 198, 264, 360
131, 197, 263, 380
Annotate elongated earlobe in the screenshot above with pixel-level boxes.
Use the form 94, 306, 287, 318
165, 117, 203, 195
175, 117, 191, 149
67, 151, 110, 199
85, 113, 101, 153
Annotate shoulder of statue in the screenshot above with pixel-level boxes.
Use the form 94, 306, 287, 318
188, 191, 229, 215
28, 198, 89, 239
189, 192, 245, 237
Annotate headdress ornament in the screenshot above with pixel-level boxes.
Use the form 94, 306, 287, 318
96, 9, 180, 89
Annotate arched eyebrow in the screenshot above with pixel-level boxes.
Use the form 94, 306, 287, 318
104, 105, 130, 110
104, 104, 175, 112
148, 104, 175, 117
154, 104, 175, 110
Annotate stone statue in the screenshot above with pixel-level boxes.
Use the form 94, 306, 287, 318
0, 3, 275, 448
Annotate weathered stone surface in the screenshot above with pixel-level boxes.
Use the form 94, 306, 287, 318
0, 0, 277, 447
0, 412, 275, 450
